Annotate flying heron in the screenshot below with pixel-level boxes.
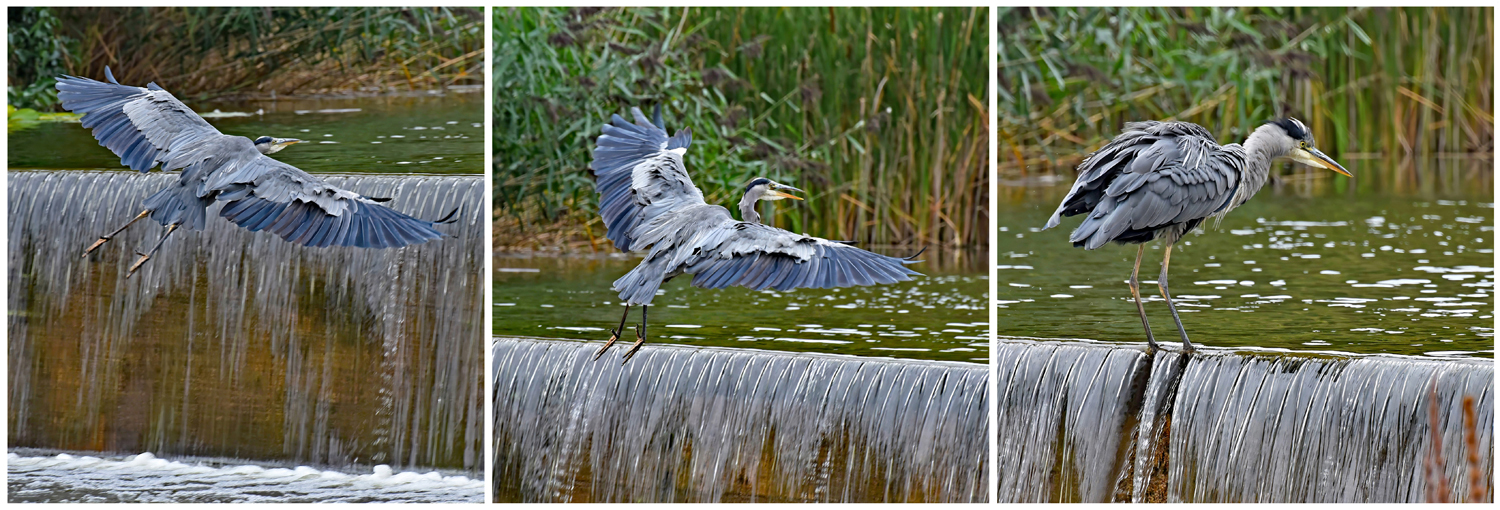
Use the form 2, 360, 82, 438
1043, 118, 1350, 351
590, 107, 923, 362
57, 66, 456, 277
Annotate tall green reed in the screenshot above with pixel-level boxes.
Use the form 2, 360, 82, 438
998, 7, 1492, 187
7, 7, 482, 107
494, 7, 987, 249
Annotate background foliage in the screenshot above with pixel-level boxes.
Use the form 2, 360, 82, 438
494, 7, 988, 250
997, 7, 1493, 176
7, 7, 483, 108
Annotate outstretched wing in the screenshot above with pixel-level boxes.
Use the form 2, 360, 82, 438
1044, 121, 1243, 249
137, 133, 447, 248
612, 208, 921, 304
207, 154, 451, 249
590, 106, 700, 252
56, 66, 221, 172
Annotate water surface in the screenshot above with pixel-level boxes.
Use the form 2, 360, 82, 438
8, 93, 482, 174
8, 450, 483, 503
493, 249, 988, 364
997, 163, 1493, 358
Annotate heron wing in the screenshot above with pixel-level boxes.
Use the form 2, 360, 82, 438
194, 147, 447, 248
1058, 122, 1243, 249
682, 221, 922, 292
590, 107, 702, 252
56, 67, 221, 172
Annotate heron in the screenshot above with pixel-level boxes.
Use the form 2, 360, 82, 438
56, 66, 456, 277
1043, 118, 1350, 351
590, 107, 923, 362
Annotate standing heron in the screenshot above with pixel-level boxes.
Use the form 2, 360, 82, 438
1043, 118, 1350, 351
590, 107, 923, 362
57, 67, 455, 277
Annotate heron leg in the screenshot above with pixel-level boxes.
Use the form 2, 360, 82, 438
83, 209, 150, 258
1129, 244, 1159, 351
622, 305, 648, 363
1156, 243, 1196, 352
127, 223, 179, 278
593, 304, 631, 361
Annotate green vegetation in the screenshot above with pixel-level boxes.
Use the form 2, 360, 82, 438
998, 7, 1493, 177
494, 7, 988, 249
7, 104, 78, 133
7, 7, 482, 108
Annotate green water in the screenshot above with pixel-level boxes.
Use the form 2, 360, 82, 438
8, 92, 483, 174
493, 250, 988, 364
997, 164, 1494, 358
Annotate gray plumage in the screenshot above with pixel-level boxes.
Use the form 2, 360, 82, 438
1044, 117, 1349, 351
57, 66, 452, 271
588, 107, 922, 361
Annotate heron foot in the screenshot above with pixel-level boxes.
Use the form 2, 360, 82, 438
82, 237, 111, 258
621, 324, 647, 363
126, 252, 151, 278
593, 330, 621, 361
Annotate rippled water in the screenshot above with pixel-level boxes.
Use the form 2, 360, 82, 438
996, 170, 1493, 358
7, 450, 483, 503
8, 92, 483, 174
493, 250, 988, 363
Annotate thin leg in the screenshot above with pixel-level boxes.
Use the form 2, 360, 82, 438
1156, 243, 1196, 352
127, 223, 179, 278
622, 305, 648, 363
593, 304, 632, 361
1129, 244, 1159, 351
83, 209, 150, 257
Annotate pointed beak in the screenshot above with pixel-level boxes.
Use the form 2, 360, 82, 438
770, 186, 804, 201
1298, 147, 1351, 177
274, 138, 303, 148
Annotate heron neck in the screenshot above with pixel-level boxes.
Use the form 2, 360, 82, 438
738, 193, 761, 224
1233, 124, 1291, 211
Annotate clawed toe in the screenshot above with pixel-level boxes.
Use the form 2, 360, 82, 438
593, 330, 620, 361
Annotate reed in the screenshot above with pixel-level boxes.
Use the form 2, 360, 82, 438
7, 7, 483, 108
494, 7, 987, 250
998, 7, 1493, 183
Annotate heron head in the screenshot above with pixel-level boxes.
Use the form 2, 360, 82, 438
1268, 118, 1350, 177
744, 177, 804, 202
254, 136, 303, 155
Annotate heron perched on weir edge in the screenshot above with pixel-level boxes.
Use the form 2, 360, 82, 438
590, 106, 924, 362
57, 66, 457, 278
1043, 118, 1350, 352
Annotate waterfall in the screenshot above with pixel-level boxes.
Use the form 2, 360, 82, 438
7, 170, 484, 474
491, 337, 989, 502
995, 339, 1493, 503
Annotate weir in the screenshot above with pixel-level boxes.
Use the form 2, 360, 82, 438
491, 337, 989, 502
995, 339, 1494, 503
7, 170, 484, 474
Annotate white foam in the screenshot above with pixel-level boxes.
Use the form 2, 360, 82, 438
7, 451, 482, 503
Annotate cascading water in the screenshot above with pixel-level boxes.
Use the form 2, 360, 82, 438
7, 170, 484, 475
995, 339, 1493, 503
491, 337, 989, 503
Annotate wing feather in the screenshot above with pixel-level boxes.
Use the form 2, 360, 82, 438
590, 107, 703, 252
56, 67, 220, 172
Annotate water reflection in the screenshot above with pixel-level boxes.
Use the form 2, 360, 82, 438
997, 163, 1494, 358
493, 248, 988, 364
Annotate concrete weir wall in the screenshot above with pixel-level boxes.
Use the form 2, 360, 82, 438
491, 337, 990, 503
7, 170, 485, 474
995, 339, 1494, 503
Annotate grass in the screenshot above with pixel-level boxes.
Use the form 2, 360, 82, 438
494, 7, 988, 250
7, 7, 483, 107
997, 7, 1493, 183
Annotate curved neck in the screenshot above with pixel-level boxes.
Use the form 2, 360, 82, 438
1232, 124, 1292, 211
738, 191, 761, 224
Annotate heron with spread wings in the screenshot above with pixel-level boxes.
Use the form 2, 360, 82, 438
1044, 118, 1350, 351
590, 107, 923, 362
57, 66, 455, 277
